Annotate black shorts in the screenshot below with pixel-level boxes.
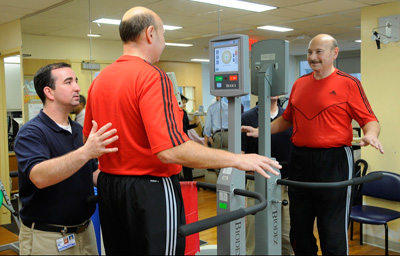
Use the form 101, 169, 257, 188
97, 172, 186, 255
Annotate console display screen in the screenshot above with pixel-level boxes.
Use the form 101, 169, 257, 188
214, 40, 239, 73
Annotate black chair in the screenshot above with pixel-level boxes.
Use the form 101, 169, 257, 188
349, 171, 400, 256
350, 159, 369, 239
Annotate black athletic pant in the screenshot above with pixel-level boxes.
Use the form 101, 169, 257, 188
288, 146, 353, 255
98, 172, 186, 255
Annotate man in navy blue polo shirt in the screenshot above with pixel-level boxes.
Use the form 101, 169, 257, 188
14, 62, 119, 255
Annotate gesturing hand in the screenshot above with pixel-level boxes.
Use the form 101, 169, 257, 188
241, 126, 259, 138
83, 121, 119, 159
360, 134, 384, 154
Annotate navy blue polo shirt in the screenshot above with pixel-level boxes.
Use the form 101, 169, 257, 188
241, 105, 293, 178
14, 110, 97, 225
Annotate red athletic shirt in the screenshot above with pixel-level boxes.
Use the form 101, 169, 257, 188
282, 69, 378, 148
83, 55, 189, 177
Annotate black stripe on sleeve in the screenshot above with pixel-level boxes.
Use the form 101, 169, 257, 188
337, 70, 375, 116
161, 70, 186, 144
145, 61, 185, 146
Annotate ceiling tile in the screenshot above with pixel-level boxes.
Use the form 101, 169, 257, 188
286, 0, 368, 15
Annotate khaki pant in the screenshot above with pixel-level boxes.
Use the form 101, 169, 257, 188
20, 221, 98, 255
211, 131, 229, 151
246, 180, 293, 255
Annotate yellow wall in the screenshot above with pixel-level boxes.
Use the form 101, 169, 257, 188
361, 2, 400, 250
22, 34, 122, 61
155, 61, 203, 111
22, 34, 121, 97
0, 20, 22, 52
0, 19, 22, 225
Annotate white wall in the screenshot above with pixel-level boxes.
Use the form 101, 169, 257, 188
5, 62, 22, 111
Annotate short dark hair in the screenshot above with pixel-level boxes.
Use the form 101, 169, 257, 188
180, 95, 188, 102
79, 95, 86, 107
34, 62, 71, 104
119, 12, 155, 43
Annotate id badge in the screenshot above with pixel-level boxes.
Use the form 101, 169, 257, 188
56, 234, 76, 252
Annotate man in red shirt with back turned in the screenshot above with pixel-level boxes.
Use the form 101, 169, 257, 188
242, 34, 384, 255
83, 6, 281, 255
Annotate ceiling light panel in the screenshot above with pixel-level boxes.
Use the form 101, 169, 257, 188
4, 55, 20, 64
93, 19, 182, 31
257, 25, 294, 32
93, 18, 121, 25
163, 25, 183, 30
191, 59, 210, 62
191, 0, 277, 12
165, 43, 193, 47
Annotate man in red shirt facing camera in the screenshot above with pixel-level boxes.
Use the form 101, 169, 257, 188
242, 34, 383, 255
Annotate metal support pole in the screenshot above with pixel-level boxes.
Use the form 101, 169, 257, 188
255, 65, 282, 255
217, 96, 246, 255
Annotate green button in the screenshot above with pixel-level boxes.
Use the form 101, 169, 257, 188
219, 202, 227, 209
215, 76, 223, 82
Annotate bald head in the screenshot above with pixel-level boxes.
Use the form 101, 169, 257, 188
307, 34, 339, 78
119, 6, 161, 43
309, 34, 338, 50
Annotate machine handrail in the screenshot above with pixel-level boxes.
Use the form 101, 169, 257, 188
196, 181, 217, 191
178, 173, 382, 237
178, 185, 267, 237
276, 172, 383, 189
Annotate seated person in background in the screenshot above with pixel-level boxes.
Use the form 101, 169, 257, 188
181, 95, 199, 136
180, 94, 199, 181
187, 129, 204, 144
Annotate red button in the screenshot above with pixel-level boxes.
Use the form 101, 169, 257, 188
229, 75, 238, 81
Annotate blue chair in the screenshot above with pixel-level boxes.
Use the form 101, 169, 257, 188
349, 171, 400, 256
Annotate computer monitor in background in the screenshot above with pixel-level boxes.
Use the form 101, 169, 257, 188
12, 118, 23, 138
7, 116, 11, 134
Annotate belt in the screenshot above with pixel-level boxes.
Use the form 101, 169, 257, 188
23, 219, 91, 234
214, 129, 228, 133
